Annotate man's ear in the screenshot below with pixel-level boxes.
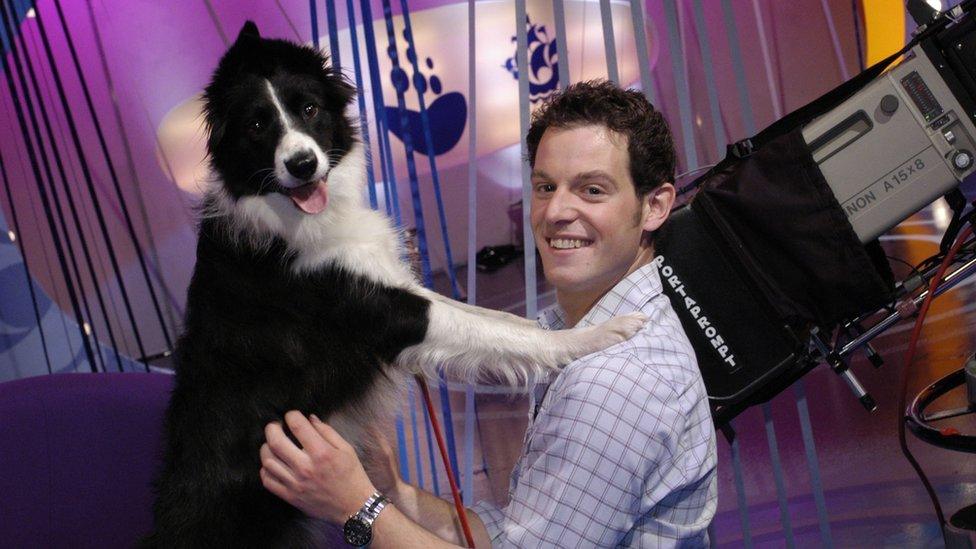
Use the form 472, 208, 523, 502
236, 21, 260, 43
641, 182, 676, 233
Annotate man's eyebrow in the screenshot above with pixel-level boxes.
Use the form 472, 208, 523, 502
574, 171, 617, 185
530, 169, 553, 180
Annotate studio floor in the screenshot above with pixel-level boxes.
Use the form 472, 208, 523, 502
409, 180, 976, 548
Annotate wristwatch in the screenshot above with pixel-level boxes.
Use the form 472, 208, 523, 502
343, 491, 390, 547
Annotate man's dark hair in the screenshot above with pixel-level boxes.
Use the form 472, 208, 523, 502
526, 80, 676, 197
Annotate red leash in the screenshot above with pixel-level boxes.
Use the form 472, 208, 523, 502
415, 375, 476, 548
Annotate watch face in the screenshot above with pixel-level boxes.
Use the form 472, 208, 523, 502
343, 517, 372, 547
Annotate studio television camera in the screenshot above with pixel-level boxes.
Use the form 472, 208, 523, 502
658, 0, 976, 426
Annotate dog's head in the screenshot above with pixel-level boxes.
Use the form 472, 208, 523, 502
202, 22, 357, 216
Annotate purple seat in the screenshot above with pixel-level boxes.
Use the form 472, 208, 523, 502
0, 373, 173, 548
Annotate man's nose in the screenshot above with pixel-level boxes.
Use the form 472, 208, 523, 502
544, 188, 578, 224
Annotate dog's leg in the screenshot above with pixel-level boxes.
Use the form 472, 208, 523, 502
417, 289, 539, 328
397, 293, 646, 384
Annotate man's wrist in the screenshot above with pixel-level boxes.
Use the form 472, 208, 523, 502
341, 484, 379, 523
343, 490, 390, 546
389, 479, 412, 505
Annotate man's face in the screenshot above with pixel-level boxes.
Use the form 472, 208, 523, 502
530, 124, 650, 299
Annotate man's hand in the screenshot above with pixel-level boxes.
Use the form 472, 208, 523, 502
260, 411, 376, 524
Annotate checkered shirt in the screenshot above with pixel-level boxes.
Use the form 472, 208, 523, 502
472, 262, 717, 547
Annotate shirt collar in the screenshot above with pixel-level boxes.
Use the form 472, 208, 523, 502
536, 261, 663, 330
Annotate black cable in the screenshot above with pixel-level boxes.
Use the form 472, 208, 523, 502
28, 3, 153, 368
5, 4, 108, 372
2, 9, 105, 373
82, 1, 181, 334
3, 95, 75, 353
15, 5, 125, 371
851, 0, 865, 72
0, 3, 96, 371
2, 2, 98, 371
0, 148, 52, 374
887, 254, 925, 285
916, 233, 976, 274
897, 226, 972, 533
43, 0, 174, 353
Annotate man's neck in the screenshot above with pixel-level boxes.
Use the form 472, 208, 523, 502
556, 246, 655, 327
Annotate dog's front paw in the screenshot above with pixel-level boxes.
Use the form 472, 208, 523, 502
600, 311, 648, 342
573, 312, 647, 356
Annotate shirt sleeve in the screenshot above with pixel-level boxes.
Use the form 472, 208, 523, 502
476, 352, 697, 547
470, 499, 506, 541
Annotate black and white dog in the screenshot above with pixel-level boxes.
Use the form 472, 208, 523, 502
143, 22, 644, 547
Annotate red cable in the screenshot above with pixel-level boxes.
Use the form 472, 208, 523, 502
416, 375, 476, 548
897, 224, 973, 529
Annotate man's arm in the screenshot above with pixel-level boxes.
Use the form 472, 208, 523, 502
480, 352, 699, 547
385, 479, 491, 546
261, 412, 491, 548
363, 423, 492, 545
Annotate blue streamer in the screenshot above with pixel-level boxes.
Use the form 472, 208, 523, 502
794, 380, 834, 547
721, 0, 756, 136
397, 0, 463, 299
553, 0, 570, 87
324, 0, 341, 69
598, 0, 619, 83
378, 1, 434, 287
437, 377, 461, 488
515, 0, 537, 319
691, 0, 729, 157
408, 383, 425, 489
628, 0, 655, 103
762, 402, 796, 548
661, 0, 699, 170
463, 383, 475, 505
420, 387, 441, 496
395, 411, 411, 484
309, 0, 319, 49
396, 0, 463, 485
463, 0, 477, 506
730, 420, 754, 548
359, 0, 402, 224
345, 0, 377, 210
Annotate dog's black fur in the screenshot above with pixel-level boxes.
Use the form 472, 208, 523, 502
142, 23, 428, 548
145, 223, 429, 547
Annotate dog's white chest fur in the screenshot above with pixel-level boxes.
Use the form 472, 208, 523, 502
208, 143, 414, 288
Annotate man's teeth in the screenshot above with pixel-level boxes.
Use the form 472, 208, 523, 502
550, 238, 590, 249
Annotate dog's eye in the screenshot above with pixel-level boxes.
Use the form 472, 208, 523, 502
248, 119, 264, 134
302, 103, 319, 120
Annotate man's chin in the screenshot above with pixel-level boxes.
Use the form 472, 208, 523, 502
544, 268, 589, 293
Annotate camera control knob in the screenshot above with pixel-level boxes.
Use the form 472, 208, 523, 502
880, 94, 899, 115
952, 149, 973, 170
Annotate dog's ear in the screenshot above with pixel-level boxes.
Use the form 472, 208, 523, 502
236, 21, 260, 43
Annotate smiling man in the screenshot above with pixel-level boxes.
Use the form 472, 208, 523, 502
260, 80, 717, 547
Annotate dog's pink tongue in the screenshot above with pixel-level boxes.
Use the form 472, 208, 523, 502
289, 182, 328, 214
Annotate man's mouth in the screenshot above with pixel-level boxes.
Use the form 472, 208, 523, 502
284, 177, 328, 214
546, 238, 592, 250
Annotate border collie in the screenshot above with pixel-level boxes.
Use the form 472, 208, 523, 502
143, 22, 644, 547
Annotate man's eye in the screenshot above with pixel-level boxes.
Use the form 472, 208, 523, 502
585, 186, 603, 195
535, 183, 555, 193
302, 103, 319, 120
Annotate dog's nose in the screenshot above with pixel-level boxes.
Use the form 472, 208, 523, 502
285, 151, 318, 180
